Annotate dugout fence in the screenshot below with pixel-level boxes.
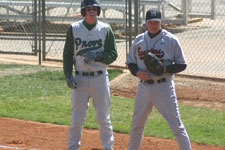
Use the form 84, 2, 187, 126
0, 0, 225, 79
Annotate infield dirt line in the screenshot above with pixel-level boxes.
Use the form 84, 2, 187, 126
0, 145, 40, 150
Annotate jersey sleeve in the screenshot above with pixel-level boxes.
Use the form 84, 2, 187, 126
95, 27, 118, 64
173, 36, 186, 64
126, 40, 137, 65
165, 35, 187, 73
127, 63, 138, 76
63, 25, 74, 76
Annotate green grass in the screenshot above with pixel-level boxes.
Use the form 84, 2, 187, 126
0, 63, 44, 70
0, 64, 225, 146
143, 106, 225, 145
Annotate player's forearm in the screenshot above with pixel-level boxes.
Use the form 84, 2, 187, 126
97, 50, 117, 64
165, 63, 187, 73
96, 27, 118, 64
63, 55, 73, 76
127, 63, 138, 76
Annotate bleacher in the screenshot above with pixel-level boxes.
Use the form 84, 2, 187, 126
0, 0, 168, 23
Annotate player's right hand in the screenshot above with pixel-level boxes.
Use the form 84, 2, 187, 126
136, 71, 151, 81
83, 51, 103, 64
65, 74, 77, 89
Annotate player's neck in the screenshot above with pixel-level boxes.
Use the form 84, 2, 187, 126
83, 20, 97, 31
148, 29, 162, 38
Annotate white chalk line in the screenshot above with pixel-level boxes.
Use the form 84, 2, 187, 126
0, 145, 19, 149
0, 145, 40, 150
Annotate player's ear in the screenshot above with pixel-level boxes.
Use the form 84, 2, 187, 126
161, 18, 163, 24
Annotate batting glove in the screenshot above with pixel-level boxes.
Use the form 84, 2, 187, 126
84, 51, 103, 64
65, 74, 77, 89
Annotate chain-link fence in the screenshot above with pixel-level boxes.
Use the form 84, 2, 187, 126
0, 0, 225, 79
161, 0, 225, 79
0, 0, 37, 55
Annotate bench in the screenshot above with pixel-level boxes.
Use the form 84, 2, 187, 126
0, 0, 168, 23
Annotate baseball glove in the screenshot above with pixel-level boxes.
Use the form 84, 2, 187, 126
143, 51, 164, 76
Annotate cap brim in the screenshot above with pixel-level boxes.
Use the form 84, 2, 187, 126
146, 18, 161, 22
86, 4, 100, 8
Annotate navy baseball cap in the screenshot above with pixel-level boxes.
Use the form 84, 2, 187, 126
146, 9, 162, 22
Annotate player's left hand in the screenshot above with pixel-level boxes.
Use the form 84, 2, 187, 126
84, 51, 103, 63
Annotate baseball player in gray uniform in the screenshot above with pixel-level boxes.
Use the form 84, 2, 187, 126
126, 9, 192, 150
63, 0, 117, 149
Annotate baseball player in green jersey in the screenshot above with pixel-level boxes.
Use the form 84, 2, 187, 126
63, 0, 117, 149
126, 9, 191, 150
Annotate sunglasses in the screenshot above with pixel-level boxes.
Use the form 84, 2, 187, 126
86, 7, 97, 12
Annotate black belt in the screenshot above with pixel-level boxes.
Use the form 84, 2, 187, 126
75, 71, 103, 76
141, 78, 166, 84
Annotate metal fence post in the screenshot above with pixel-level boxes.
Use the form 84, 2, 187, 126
33, 0, 38, 56
134, 0, 139, 36
42, 0, 46, 61
183, 0, 189, 25
125, 0, 128, 61
128, 0, 132, 48
38, 0, 41, 65
211, 0, 216, 19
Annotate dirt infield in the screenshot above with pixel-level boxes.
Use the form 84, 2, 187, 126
0, 117, 225, 150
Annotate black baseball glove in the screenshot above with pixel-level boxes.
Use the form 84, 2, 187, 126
143, 51, 164, 76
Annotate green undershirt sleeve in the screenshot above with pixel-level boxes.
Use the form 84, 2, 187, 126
96, 27, 118, 64
63, 25, 74, 76
127, 63, 138, 76
166, 63, 187, 73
